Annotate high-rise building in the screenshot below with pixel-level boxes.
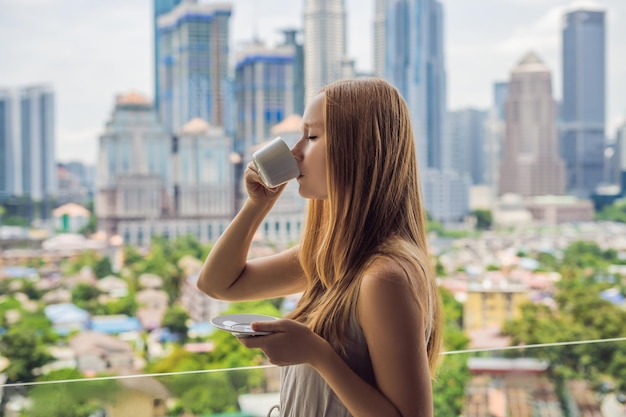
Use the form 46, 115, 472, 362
373, 0, 387, 78
96, 92, 172, 239
157, 2, 231, 133
447, 108, 488, 185
385, 0, 447, 171
152, 0, 184, 113
303, 0, 347, 104
0, 89, 17, 200
281, 29, 305, 117
616, 120, 626, 193
0, 85, 56, 221
96, 93, 234, 246
499, 52, 565, 197
234, 39, 297, 156
483, 82, 509, 189
384, 0, 466, 222
561, 8, 606, 197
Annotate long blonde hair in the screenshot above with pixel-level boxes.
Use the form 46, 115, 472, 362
289, 78, 442, 376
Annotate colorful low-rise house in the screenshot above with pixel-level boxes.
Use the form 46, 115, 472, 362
53, 203, 90, 233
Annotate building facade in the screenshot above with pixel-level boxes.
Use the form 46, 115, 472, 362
499, 52, 565, 197
234, 40, 297, 156
96, 93, 234, 247
303, 0, 347, 104
560, 8, 606, 197
447, 108, 488, 185
157, 2, 231, 133
152, 0, 184, 113
0, 85, 56, 221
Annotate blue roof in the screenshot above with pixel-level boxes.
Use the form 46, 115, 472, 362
189, 322, 217, 335
2, 266, 38, 280
44, 303, 90, 323
89, 316, 142, 334
600, 288, 625, 305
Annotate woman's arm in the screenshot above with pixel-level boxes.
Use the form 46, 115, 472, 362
196, 163, 307, 301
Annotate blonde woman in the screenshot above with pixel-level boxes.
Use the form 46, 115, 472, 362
197, 78, 442, 417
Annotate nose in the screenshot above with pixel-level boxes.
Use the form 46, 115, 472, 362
291, 137, 305, 161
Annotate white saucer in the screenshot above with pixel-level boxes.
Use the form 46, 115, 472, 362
211, 314, 278, 337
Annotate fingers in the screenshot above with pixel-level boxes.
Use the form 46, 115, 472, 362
250, 320, 282, 333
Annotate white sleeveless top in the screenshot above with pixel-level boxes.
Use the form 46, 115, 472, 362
277, 312, 376, 417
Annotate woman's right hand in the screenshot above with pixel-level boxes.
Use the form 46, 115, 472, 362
245, 161, 288, 204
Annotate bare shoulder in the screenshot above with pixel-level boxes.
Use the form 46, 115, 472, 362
357, 255, 423, 317
360, 255, 422, 292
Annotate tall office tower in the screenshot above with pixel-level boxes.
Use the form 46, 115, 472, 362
0, 86, 56, 221
0, 89, 17, 201
157, 2, 231, 133
385, 0, 466, 222
447, 108, 488, 185
493, 82, 509, 121
303, 0, 347, 104
234, 40, 297, 156
483, 82, 509, 189
385, 0, 447, 171
499, 52, 565, 197
281, 29, 306, 116
96, 93, 172, 238
617, 120, 626, 193
153, 0, 184, 113
373, 0, 388, 77
561, 8, 606, 197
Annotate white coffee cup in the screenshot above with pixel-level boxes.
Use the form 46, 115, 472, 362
252, 136, 300, 188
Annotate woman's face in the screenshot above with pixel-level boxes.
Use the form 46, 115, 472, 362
292, 93, 328, 200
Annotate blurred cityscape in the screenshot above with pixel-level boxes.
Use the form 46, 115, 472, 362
0, 0, 626, 416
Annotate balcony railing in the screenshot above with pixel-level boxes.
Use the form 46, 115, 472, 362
2, 337, 626, 417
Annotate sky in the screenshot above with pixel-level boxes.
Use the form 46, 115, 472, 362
1, 0, 625, 164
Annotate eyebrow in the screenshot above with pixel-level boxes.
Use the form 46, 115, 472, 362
301, 121, 323, 130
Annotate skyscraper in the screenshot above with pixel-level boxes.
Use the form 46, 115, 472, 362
0, 85, 56, 221
234, 39, 297, 155
0, 89, 17, 200
152, 0, 183, 113
281, 29, 305, 117
447, 108, 488, 185
384, 0, 467, 222
499, 52, 565, 197
303, 0, 347, 104
157, 2, 231, 133
384, 0, 447, 171
373, 0, 387, 78
561, 8, 606, 197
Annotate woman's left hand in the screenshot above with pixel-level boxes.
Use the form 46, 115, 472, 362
238, 319, 329, 367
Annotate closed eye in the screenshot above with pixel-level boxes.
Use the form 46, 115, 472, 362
307, 136, 318, 140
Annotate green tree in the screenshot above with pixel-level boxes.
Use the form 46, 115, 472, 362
596, 200, 626, 223
472, 209, 492, 230
162, 304, 190, 340
93, 256, 113, 278
0, 327, 53, 383
71, 283, 105, 314
433, 288, 470, 417
29, 369, 120, 417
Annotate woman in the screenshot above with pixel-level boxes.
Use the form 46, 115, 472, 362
197, 78, 443, 417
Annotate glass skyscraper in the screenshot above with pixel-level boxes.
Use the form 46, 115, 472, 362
234, 40, 297, 156
304, 0, 347, 104
0, 86, 56, 220
152, 0, 183, 113
384, 0, 446, 171
561, 8, 606, 197
157, 2, 231, 133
